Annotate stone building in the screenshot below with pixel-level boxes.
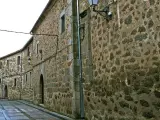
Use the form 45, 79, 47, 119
20, 37, 34, 101
0, 49, 22, 99
0, 37, 33, 100
0, 0, 160, 119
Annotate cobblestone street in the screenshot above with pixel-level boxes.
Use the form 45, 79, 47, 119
0, 100, 60, 120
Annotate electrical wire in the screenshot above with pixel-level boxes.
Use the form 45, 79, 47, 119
0, 29, 58, 37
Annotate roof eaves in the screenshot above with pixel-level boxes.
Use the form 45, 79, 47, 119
30, 0, 53, 33
0, 49, 22, 60
0, 37, 33, 60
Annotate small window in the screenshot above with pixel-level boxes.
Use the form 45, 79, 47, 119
14, 78, 16, 86
30, 72, 32, 87
17, 56, 21, 65
61, 14, 65, 33
22, 75, 25, 88
0, 78, 1, 84
27, 47, 30, 56
7, 60, 9, 69
26, 74, 27, 82
36, 43, 39, 54
0, 62, 2, 69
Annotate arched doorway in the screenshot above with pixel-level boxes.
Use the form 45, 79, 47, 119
40, 74, 44, 104
4, 85, 8, 98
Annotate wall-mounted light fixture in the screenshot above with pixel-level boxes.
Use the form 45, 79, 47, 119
88, 0, 112, 20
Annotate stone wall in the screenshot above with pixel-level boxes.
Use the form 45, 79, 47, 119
7, 75, 21, 100
0, 0, 74, 118
31, 0, 73, 117
0, 52, 22, 100
80, 0, 160, 119
21, 40, 34, 101
0, 0, 160, 119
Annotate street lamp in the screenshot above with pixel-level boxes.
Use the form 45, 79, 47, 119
28, 58, 31, 65
88, 0, 112, 20
88, 0, 99, 5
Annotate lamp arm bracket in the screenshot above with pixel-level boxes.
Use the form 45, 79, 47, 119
96, 11, 108, 19
93, 6, 109, 14
92, 6, 111, 20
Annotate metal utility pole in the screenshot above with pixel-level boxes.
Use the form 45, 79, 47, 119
76, 0, 85, 119
72, 0, 85, 119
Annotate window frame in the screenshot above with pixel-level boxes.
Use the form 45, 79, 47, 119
7, 60, 9, 69
14, 78, 17, 87
36, 43, 39, 54
27, 47, 30, 56
26, 74, 27, 82
61, 15, 65, 33
60, 10, 66, 34
0, 62, 2, 69
17, 56, 21, 65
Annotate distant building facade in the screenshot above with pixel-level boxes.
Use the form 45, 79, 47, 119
0, 38, 33, 100
0, 0, 160, 119
0, 50, 22, 99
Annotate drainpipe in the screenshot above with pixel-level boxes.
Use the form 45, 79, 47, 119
76, 0, 85, 119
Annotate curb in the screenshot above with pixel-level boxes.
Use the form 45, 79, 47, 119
17, 100, 74, 120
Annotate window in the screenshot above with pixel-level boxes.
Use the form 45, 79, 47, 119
61, 14, 65, 33
27, 47, 30, 56
17, 56, 21, 65
30, 72, 32, 87
14, 78, 16, 87
22, 75, 25, 88
0, 62, 2, 69
7, 60, 9, 69
0, 79, 1, 84
39, 49, 43, 60
36, 43, 39, 54
26, 74, 27, 82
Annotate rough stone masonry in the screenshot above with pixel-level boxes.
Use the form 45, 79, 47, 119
0, 0, 160, 120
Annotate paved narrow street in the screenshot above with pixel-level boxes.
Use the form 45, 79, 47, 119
0, 100, 60, 120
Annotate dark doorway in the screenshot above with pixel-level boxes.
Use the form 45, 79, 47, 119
40, 74, 44, 104
4, 85, 8, 98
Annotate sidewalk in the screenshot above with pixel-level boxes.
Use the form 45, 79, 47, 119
17, 100, 73, 120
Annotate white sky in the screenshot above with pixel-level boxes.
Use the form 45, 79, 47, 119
0, 0, 49, 57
